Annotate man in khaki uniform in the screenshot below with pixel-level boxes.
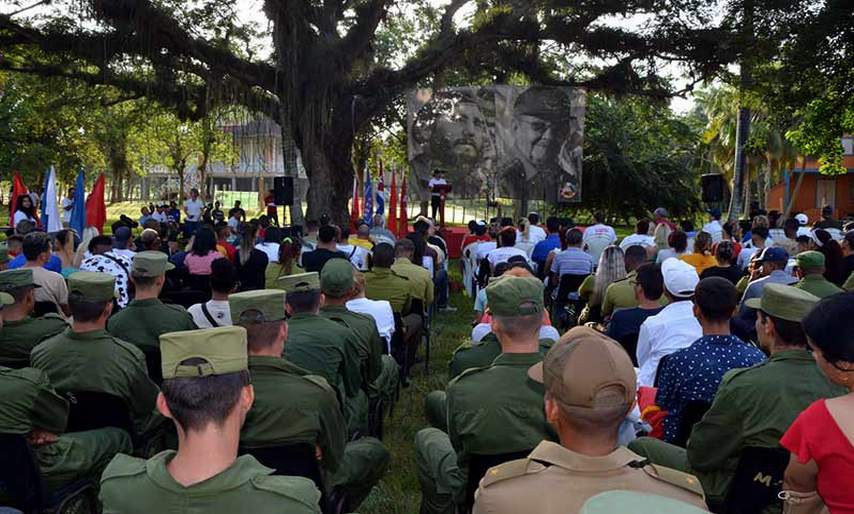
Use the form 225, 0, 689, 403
231, 289, 389, 510
279, 272, 366, 436
31, 272, 160, 440
108, 251, 196, 383
601, 244, 649, 317
472, 327, 707, 513
320, 259, 399, 406
415, 276, 557, 514
792, 251, 843, 298
0, 269, 66, 368
391, 238, 434, 308
99, 326, 321, 513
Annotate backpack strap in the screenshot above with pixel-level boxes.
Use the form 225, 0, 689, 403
200, 302, 220, 328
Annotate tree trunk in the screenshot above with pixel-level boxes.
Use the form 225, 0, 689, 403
278, 107, 304, 226
783, 157, 807, 218
301, 137, 352, 226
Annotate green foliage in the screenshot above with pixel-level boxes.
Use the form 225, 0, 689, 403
785, 92, 853, 176
578, 94, 703, 221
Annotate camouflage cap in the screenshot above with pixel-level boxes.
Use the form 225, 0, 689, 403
0, 291, 13, 307
229, 289, 287, 324
529, 326, 636, 410
485, 275, 544, 317
0, 244, 9, 264
0, 268, 39, 291
160, 326, 249, 379
67, 271, 116, 302
745, 283, 819, 322
278, 272, 320, 293
795, 250, 825, 269
581, 491, 708, 514
132, 251, 175, 277
320, 259, 355, 297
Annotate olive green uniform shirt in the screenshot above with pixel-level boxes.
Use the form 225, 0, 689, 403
686, 349, 846, 502
364, 267, 412, 314
793, 274, 844, 299
844, 270, 853, 291
99, 451, 321, 514
30, 328, 160, 435
0, 314, 67, 369
284, 313, 363, 399
447, 352, 557, 472
602, 270, 639, 317
391, 257, 435, 306
241, 355, 346, 473
449, 334, 554, 380
0, 365, 68, 435
320, 305, 384, 388
107, 298, 197, 351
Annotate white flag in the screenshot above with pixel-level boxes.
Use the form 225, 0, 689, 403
42, 166, 63, 233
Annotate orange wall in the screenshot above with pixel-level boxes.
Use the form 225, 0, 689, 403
767, 173, 853, 219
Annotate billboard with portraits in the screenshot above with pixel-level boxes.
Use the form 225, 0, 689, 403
407, 85, 586, 204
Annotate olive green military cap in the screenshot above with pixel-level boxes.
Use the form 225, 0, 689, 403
160, 326, 249, 379
485, 275, 544, 316
0, 244, 9, 264
0, 291, 13, 306
320, 259, 355, 296
745, 283, 819, 322
0, 268, 39, 291
229, 289, 287, 323
67, 271, 117, 302
132, 250, 175, 277
278, 272, 320, 293
581, 491, 708, 514
795, 250, 825, 269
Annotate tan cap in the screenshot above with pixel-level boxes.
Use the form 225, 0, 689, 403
160, 326, 249, 379
278, 272, 320, 293
229, 289, 286, 323
529, 326, 636, 409
744, 283, 819, 322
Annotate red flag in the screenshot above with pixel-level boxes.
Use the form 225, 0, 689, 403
86, 173, 107, 233
387, 168, 398, 236
398, 174, 408, 237
9, 172, 28, 220
349, 174, 361, 230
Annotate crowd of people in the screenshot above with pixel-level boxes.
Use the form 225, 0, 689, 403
1, 194, 853, 514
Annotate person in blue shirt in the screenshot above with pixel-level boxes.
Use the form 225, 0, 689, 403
8, 230, 62, 274
531, 216, 561, 275
655, 276, 766, 444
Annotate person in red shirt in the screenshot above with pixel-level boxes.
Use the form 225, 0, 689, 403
780, 293, 854, 514
264, 189, 279, 227
461, 220, 490, 251
215, 224, 237, 263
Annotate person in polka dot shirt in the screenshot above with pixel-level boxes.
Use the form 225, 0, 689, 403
656, 277, 766, 444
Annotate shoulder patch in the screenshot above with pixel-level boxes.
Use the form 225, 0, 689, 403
479, 458, 543, 488
251, 474, 322, 508
642, 463, 705, 498
100, 453, 147, 483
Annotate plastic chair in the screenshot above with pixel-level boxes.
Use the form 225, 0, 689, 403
63, 391, 133, 435
723, 446, 790, 514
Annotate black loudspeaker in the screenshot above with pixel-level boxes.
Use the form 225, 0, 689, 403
273, 176, 294, 206
701, 174, 725, 203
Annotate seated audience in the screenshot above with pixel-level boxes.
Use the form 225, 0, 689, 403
619, 219, 655, 252
235, 222, 269, 291
680, 231, 716, 274
301, 224, 346, 273
700, 240, 743, 285
347, 271, 395, 349
79, 235, 132, 308
184, 226, 221, 276
606, 263, 665, 364
0, 269, 67, 368
792, 250, 844, 298
602, 245, 648, 318
655, 230, 689, 264
188, 257, 237, 328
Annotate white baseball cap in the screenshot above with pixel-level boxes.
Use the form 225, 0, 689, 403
661, 257, 700, 297
794, 213, 809, 226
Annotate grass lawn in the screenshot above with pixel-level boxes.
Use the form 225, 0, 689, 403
359, 263, 473, 514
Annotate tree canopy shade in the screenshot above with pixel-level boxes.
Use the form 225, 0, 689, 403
0, 0, 763, 221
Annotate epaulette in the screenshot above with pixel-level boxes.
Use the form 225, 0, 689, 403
720, 360, 764, 384
389, 270, 410, 281
641, 462, 705, 498
100, 453, 147, 483
39, 313, 67, 323
251, 474, 322, 508
449, 364, 489, 386
452, 341, 474, 354
479, 458, 544, 488
3, 366, 49, 386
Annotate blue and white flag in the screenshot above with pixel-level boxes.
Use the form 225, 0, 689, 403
375, 174, 385, 216
40, 166, 63, 233
362, 172, 374, 226
70, 169, 86, 236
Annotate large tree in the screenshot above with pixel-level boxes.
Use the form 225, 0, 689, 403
1, 0, 737, 223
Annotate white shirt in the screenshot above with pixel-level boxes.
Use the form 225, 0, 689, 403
30, 266, 68, 314
582, 224, 618, 264
188, 300, 233, 328
474, 241, 498, 261
471, 324, 560, 343
347, 297, 395, 351
337, 243, 370, 271
79, 252, 133, 308
228, 216, 240, 229
184, 198, 204, 222
112, 248, 136, 261
152, 211, 167, 223
428, 177, 447, 195
486, 246, 529, 268
636, 300, 702, 387
527, 225, 547, 245
61, 198, 73, 223
737, 246, 761, 270
619, 233, 655, 251
12, 210, 35, 227
255, 242, 280, 263
702, 220, 724, 243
